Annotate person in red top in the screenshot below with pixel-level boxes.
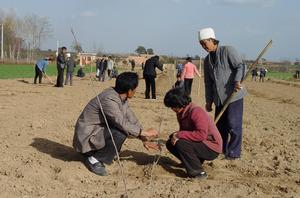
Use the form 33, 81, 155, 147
164, 87, 222, 179
181, 57, 201, 95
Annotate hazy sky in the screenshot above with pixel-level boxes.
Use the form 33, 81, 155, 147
1, 0, 299, 61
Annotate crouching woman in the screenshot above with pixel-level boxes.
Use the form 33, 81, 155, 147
164, 87, 222, 179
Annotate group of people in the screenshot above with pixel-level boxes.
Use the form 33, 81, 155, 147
34, 46, 79, 87
96, 56, 117, 81
251, 67, 267, 82
72, 27, 247, 179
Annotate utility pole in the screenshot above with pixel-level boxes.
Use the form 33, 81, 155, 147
1, 24, 3, 60
56, 40, 59, 57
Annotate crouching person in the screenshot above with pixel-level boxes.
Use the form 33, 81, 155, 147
164, 87, 222, 179
73, 72, 159, 176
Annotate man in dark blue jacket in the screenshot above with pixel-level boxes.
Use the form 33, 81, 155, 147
143, 56, 163, 99
56, 47, 67, 87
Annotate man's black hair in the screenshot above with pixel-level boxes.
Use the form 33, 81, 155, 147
115, 72, 139, 94
61, 46, 67, 50
164, 87, 191, 108
153, 55, 159, 60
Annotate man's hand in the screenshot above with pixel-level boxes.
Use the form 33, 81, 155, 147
234, 81, 243, 91
140, 128, 159, 139
205, 103, 213, 112
170, 133, 179, 146
143, 141, 161, 151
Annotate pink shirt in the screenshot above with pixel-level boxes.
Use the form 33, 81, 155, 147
181, 62, 200, 80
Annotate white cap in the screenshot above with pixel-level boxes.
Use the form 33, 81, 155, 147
66, 53, 71, 58
198, 27, 216, 41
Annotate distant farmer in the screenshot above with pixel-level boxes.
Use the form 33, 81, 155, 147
199, 27, 247, 160
34, 56, 52, 84
141, 62, 145, 70
295, 70, 300, 79
143, 55, 163, 99
259, 67, 267, 82
164, 87, 222, 179
101, 56, 108, 81
251, 68, 258, 81
95, 58, 101, 78
173, 72, 184, 88
73, 72, 160, 176
181, 57, 201, 95
97, 58, 105, 82
56, 47, 67, 87
65, 53, 76, 86
130, 59, 136, 71
176, 63, 184, 76
77, 66, 85, 78
107, 56, 114, 80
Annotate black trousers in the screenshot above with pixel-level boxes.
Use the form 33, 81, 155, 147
56, 66, 64, 87
184, 78, 193, 95
215, 99, 243, 158
34, 65, 43, 84
166, 138, 218, 177
144, 75, 156, 99
84, 128, 127, 165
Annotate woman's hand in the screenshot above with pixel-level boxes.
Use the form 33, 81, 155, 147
171, 133, 179, 146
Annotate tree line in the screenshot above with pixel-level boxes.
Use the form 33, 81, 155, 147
0, 9, 52, 63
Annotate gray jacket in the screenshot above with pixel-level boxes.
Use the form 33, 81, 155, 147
73, 87, 142, 153
204, 45, 247, 106
66, 58, 76, 73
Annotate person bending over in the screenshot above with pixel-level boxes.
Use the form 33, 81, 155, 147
164, 87, 222, 179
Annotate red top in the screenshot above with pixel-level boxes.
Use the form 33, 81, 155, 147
175, 103, 223, 153
181, 62, 200, 80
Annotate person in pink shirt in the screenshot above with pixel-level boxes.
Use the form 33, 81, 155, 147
164, 87, 222, 179
181, 57, 201, 95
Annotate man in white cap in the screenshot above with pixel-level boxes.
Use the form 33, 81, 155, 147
65, 53, 76, 86
198, 27, 247, 160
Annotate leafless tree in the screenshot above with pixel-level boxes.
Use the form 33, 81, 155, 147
22, 14, 52, 61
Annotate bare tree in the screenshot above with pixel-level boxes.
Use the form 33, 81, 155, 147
71, 41, 83, 53
22, 14, 52, 61
0, 9, 20, 61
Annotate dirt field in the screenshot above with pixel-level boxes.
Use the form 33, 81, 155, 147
0, 68, 299, 198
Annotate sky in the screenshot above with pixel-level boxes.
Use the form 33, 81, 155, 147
1, 0, 299, 61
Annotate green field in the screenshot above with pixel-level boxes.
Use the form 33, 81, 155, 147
0, 64, 94, 79
267, 71, 294, 81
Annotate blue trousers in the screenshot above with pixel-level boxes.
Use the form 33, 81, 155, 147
215, 99, 243, 158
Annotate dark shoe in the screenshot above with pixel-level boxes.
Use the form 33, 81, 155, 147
194, 171, 208, 180
85, 160, 108, 176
